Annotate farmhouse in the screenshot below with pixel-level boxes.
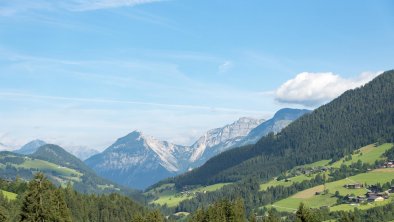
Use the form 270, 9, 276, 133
367, 195, 385, 202
346, 195, 367, 203
344, 183, 363, 189
384, 161, 394, 168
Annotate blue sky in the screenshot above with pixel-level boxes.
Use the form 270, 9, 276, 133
0, 0, 393, 150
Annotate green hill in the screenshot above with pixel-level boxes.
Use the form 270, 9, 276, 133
147, 143, 393, 211
0, 145, 142, 200
146, 70, 394, 216
263, 143, 394, 212
31, 144, 93, 173
167, 70, 394, 189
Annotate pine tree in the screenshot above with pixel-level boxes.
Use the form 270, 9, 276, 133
295, 203, 319, 222
0, 206, 8, 222
145, 209, 165, 222
263, 208, 281, 222
52, 189, 72, 222
20, 173, 71, 222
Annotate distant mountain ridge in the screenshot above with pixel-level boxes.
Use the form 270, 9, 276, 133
13, 140, 98, 160
0, 142, 13, 151
239, 108, 311, 146
188, 117, 264, 167
14, 139, 46, 155
86, 109, 310, 189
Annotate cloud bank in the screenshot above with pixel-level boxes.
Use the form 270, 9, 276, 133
275, 71, 382, 107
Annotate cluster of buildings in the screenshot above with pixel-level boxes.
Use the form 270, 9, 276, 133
343, 183, 394, 204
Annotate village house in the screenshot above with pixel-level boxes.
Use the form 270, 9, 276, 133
344, 183, 363, 189
367, 195, 385, 202
366, 191, 389, 201
384, 161, 394, 168
345, 195, 367, 204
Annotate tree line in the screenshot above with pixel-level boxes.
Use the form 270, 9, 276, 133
0, 173, 165, 222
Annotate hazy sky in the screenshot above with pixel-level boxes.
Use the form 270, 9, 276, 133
0, 0, 393, 151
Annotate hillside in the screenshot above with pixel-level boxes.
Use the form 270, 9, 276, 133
0, 146, 141, 200
147, 142, 394, 222
31, 144, 94, 174
168, 70, 394, 188
147, 143, 393, 210
262, 143, 394, 213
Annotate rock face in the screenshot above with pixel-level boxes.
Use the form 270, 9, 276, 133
85, 109, 310, 189
14, 139, 47, 155
188, 117, 264, 167
85, 131, 192, 189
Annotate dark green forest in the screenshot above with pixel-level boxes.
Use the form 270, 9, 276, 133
0, 174, 164, 222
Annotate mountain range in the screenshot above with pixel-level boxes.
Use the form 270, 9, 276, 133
85, 108, 310, 189
13, 139, 98, 160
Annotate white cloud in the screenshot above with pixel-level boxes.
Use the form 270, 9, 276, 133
68, 0, 164, 11
218, 61, 233, 74
275, 71, 382, 107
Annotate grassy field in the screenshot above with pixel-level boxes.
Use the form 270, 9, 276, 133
329, 200, 391, 212
149, 183, 231, 207
331, 143, 392, 168
1, 190, 17, 200
293, 185, 325, 198
260, 174, 312, 191
298, 159, 331, 168
20, 159, 82, 176
325, 168, 394, 196
268, 168, 394, 212
270, 194, 338, 212
259, 170, 331, 192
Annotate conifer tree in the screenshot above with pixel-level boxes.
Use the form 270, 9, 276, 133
20, 173, 71, 222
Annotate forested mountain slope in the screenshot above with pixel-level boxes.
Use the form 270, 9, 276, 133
169, 70, 394, 188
